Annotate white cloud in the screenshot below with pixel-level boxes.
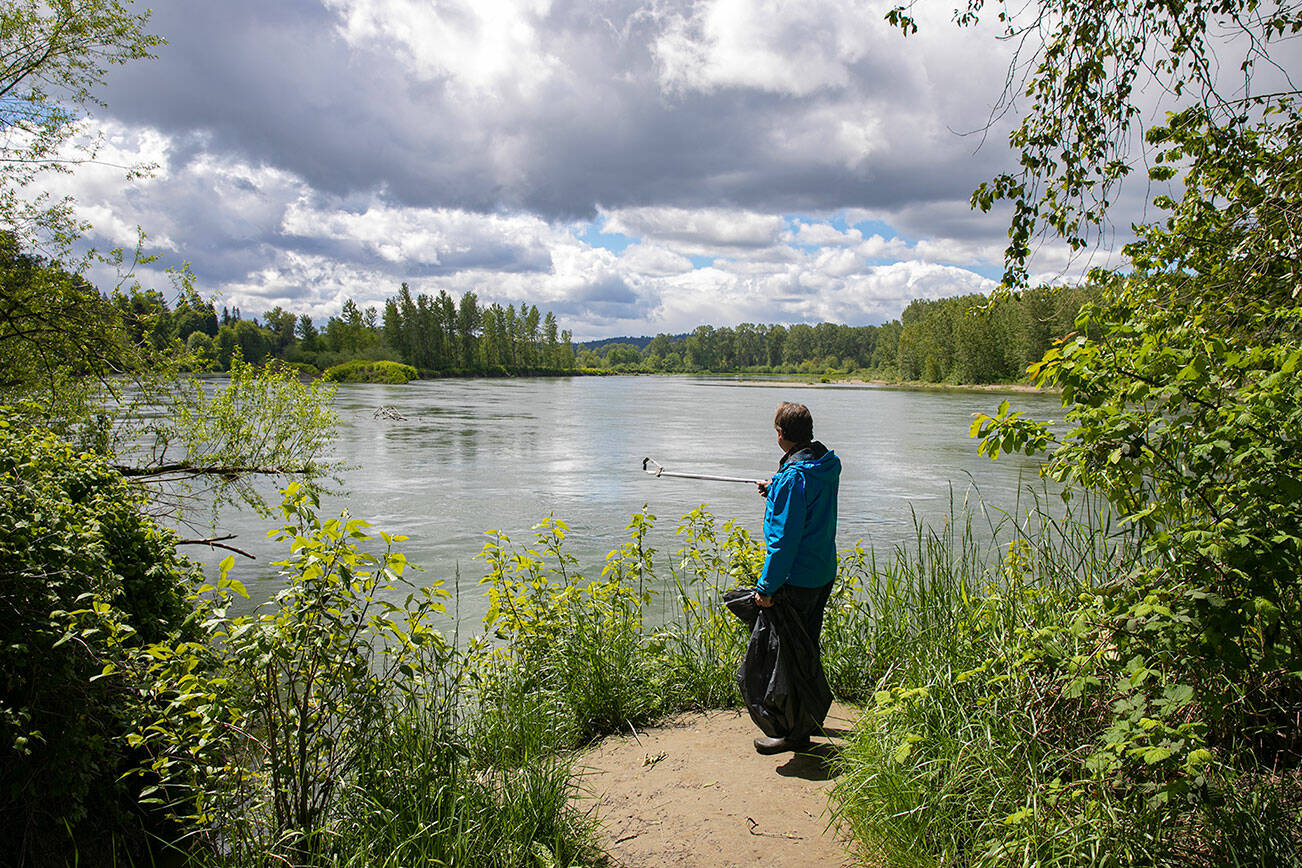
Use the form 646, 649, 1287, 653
221, 251, 393, 318
602, 206, 785, 251
809, 245, 865, 277
766, 102, 886, 167
652, 0, 878, 97
323, 0, 559, 99
281, 200, 554, 271
618, 242, 694, 276
852, 233, 910, 260
33, 123, 177, 249
911, 237, 1003, 268
784, 221, 862, 247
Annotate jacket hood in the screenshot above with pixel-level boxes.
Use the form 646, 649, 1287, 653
779, 441, 839, 478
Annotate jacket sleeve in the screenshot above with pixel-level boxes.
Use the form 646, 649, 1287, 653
757, 471, 806, 595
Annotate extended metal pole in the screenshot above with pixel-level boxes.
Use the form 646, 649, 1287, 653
642, 457, 763, 485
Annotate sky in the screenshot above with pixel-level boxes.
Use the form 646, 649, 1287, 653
55, 0, 1134, 339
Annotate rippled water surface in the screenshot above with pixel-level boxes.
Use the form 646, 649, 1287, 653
182, 376, 1064, 621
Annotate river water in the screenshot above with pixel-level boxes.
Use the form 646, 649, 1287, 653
181, 376, 1064, 621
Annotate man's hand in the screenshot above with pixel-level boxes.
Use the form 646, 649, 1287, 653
754, 592, 773, 608
756, 480, 769, 495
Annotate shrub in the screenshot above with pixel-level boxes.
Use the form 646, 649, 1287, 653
272, 359, 320, 378
135, 486, 601, 866
471, 508, 756, 755
0, 419, 197, 866
135, 484, 453, 861
476, 515, 664, 749
322, 359, 418, 384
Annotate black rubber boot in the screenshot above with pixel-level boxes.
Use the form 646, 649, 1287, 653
753, 735, 811, 755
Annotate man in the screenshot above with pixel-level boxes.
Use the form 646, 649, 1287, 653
752, 401, 841, 754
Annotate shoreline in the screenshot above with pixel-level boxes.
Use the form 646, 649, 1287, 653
688, 373, 1058, 395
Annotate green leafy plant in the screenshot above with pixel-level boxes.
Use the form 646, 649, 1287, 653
135, 483, 453, 862
321, 359, 418, 384
0, 418, 196, 866
477, 513, 661, 747
971, 99, 1302, 777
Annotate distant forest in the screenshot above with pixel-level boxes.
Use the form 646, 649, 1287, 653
96, 249, 1096, 384
115, 281, 578, 376
577, 284, 1099, 383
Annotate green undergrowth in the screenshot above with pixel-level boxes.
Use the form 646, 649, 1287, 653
85, 493, 766, 866
124, 486, 609, 868
830, 494, 1302, 866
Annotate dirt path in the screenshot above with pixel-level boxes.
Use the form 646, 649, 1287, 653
574, 704, 864, 868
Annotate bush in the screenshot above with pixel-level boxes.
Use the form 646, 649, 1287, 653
830, 495, 1302, 865
0, 419, 197, 866
136, 486, 602, 866
271, 359, 319, 378
471, 507, 757, 755
476, 515, 664, 750
322, 359, 418, 384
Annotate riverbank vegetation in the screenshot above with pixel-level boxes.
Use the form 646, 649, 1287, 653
577, 284, 1099, 383
321, 359, 419, 384
100, 265, 1096, 386
0, 427, 1111, 866
84, 281, 583, 379
10, 432, 1299, 864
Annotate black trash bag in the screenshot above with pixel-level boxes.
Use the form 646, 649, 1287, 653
723, 587, 833, 739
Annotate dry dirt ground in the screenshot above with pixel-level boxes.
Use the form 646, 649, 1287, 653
574, 703, 865, 868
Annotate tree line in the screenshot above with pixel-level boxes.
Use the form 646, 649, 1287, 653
582, 284, 1099, 383
95, 249, 1097, 385
381, 283, 575, 372
99, 276, 578, 375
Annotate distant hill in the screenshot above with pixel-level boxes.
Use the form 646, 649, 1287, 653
575, 334, 688, 352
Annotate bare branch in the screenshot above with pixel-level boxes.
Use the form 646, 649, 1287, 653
113, 462, 301, 479
174, 535, 257, 560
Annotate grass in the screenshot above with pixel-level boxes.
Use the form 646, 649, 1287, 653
825, 491, 1302, 867
333, 699, 599, 868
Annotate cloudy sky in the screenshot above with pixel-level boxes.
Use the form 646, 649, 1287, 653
58, 0, 1129, 339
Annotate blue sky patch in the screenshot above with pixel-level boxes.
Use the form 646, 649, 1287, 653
576, 221, 635, 254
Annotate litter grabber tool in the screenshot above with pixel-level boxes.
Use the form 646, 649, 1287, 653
642, 457, 764, 485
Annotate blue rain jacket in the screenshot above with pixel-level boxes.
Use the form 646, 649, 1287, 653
757, 442, 841, 595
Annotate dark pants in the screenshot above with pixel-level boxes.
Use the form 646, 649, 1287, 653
777, 580, 834, 654
775, 581, 834, 736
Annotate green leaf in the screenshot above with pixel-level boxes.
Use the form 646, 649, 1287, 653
1142, 746, 1172, 764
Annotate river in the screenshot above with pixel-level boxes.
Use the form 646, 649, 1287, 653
180, 375, 1064, 621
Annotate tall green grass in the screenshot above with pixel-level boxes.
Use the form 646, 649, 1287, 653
333, 696, 598, 868
823, 487, 1122, 700
826, 493, 1115, 864
828, 489, 1302, 866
